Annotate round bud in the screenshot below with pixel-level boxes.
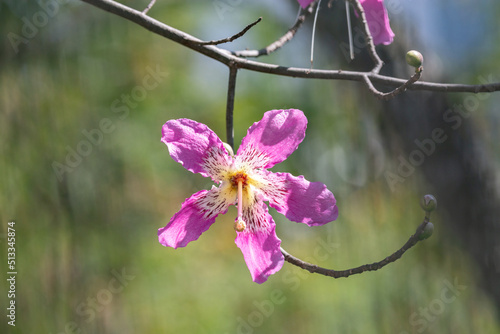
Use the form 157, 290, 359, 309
418, 222, 434, 240
234, 219, 246, 232
406, 50, 424, 69
420, 194, 437, 212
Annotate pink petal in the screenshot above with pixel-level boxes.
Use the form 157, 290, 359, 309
235, 201, 284, 284
297, 0, 314, 9
235, 227, 284, 284
158, 189, 232, 248
162, 119, 232, 181
236, 109, 307, 169
265, 172, 338, 226
360, 0, 395, 45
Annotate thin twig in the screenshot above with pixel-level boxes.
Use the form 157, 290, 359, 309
198, 17, 262, 46
281, 215, 430, 279
232, 5, 315, 58
142, 0, 156, 15
347, 0, 384, 73
79, 0, 500, 95
226, 65, 238, 150
363, 69, 422, 100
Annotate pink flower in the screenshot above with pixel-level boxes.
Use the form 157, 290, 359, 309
158, 109, 338, 283
360, 0, 394, 45
296, 0, 394, 45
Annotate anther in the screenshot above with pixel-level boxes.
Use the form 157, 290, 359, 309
234, 219, 246, 232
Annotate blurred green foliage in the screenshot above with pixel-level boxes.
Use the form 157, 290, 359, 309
1, 1, 499, 333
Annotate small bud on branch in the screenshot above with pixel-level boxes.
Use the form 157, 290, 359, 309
406, 50, 424, 73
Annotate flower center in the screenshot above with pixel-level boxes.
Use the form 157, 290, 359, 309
230, 172, 248, 188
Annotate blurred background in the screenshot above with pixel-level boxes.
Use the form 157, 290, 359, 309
1, 0, 500, 333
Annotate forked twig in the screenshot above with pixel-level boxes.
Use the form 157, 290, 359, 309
363, 69, 423, 100
232, 4, 315, 58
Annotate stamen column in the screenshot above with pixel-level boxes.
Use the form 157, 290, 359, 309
234, 179, 246, 232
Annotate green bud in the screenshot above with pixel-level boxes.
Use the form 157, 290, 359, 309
406, 50, 423, 69
419, 222, 434, 240
420, 194, 437, 212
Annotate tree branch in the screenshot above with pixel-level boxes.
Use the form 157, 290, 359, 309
281, 215, 431, 279
363, 69, 422, 100
79, 0, 500, 94
232, 5, 315, 58
198, 17, 262, 46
